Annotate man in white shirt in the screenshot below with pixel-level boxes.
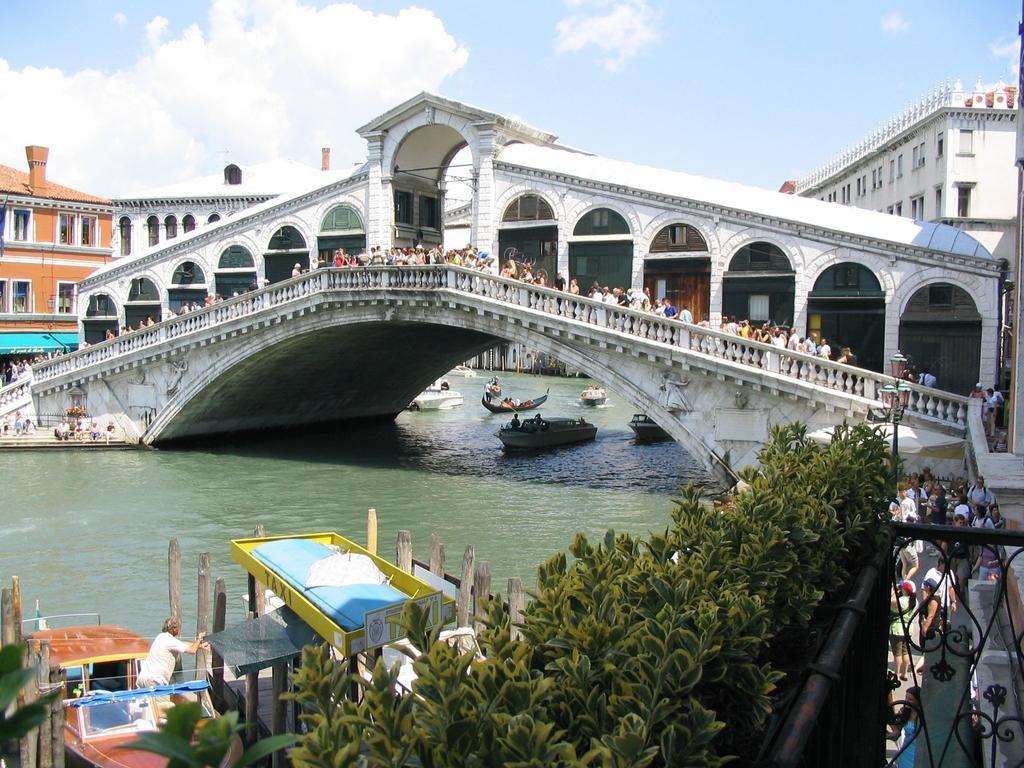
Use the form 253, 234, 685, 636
918, 368, 937, 388
967, 477, 996, 509
137, 617, 208, 687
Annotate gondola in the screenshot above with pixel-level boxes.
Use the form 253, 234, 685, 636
481, 389, 549, 413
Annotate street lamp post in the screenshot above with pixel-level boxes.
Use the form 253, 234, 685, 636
880, 352, 912, 494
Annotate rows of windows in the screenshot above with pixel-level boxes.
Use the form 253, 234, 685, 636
0, 279, 75, 314
118, 213, 201, 256
1, 209, 99, 247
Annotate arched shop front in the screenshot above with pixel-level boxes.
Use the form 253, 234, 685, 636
318, 205, 365, 264
899, 283, 982, 395
568, 208, 633, 291
265, 226, 309, 282
806, 263, 885, 371
168, 261, 209, 311
215, 246, 257, 298
498, 194, 558, 280
643, 223, 710, 321
124, 278, 161, 328
82, 294, 118, 344
722, 242, 795, 327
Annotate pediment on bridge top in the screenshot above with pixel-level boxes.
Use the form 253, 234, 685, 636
356, 92, 558, 146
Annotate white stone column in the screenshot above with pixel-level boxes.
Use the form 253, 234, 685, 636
365, 134, 387, 250
631, 242, 644, 292
472, 129, 497, 258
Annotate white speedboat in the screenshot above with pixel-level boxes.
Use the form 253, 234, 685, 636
447, 365, 477, 377
580, 385, 607, 407
409, 380, 464, 410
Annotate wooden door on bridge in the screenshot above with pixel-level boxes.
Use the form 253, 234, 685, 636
643, 258, 710, 321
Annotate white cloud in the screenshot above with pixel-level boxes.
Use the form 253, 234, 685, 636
990, 37, 1021, 79
555, 0, 660, 73
113, 11, 127, 27
880, 10, 909, 35
0, 0, 469, 196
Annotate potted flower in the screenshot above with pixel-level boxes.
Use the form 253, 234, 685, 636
66, 405, 88, 418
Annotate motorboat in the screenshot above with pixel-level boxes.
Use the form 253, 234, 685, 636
481, 388, 549, 413
628, 414, 670, 442
375, 626, 483, 695
29, 623, 230, 768
446, 365, 477, 378
580, 385, 607, 407
408, 380, 463, 410
497, 415, 597, 450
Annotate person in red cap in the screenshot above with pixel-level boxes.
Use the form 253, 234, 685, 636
890, 580, 916, 680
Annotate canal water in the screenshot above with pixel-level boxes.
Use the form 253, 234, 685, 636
2, 371, 706, 639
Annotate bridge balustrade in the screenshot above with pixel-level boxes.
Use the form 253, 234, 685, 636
29, 266, 968, 431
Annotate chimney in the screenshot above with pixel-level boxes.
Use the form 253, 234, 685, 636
321, 147, 331, 171
25, 145, 49, 192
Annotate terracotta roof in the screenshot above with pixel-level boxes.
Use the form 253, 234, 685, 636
0, 163, 110, 205
778, 180, 796, 194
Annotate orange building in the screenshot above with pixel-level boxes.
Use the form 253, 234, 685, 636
0, 145, 112, 358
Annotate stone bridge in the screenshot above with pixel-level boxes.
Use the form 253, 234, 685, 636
24, 266, 969, 485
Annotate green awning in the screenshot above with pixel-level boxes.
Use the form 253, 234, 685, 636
0, 332, 79, 354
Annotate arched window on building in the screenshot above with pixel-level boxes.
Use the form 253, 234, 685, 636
265, 226, 309, 283
164, 215, 178, 240
147, 216, 160, 247
899, 283, 982, 395
182, 214, 196, 233
208, 213, 221, 224
499, 194, 558, 281
569, 208, 632, 292
722, 242, 795, 326
124, 277, 162, 328
169, 261, 209, 311
118, 217, 132, 257
318, 205, 365, 264
644, 223, 710, 322
224, 164, 242, 185
215, 245, 257, 297
807, 263, 885, 371
83, 293, 118, 343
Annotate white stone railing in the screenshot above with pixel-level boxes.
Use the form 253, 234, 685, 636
31, 266, 969, 430
0, 375, 33, 418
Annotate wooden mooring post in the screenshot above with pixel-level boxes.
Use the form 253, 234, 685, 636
212, 577, 227, 705
196, 553, 211, 681
168, 538, 181, 622
458, 546, 475, 627
37, 640, 52, 768
1, 586, 14, 647
367, 508, 378, 555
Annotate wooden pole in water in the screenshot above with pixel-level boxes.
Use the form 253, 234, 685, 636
367, 509, 378, 555
271, 663, 288, 768
1, 587, 14, 647
212, 577, 227, 705
38, 640, 52, 768
12, 576, 23, 643
50, 660, 65, 768
508, 577, 524, 641
20, 641, 37, 768
245, 611, 259, 742
473, 562, 491, 633
396, 531, 412, 573
253, 526, 267, 617
429, 534, 444, 577
196, 553, 210, 682
168, 539, 182, 623
457, 546, 475, 627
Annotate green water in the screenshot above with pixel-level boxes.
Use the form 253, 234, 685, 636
2, 372, 706, 639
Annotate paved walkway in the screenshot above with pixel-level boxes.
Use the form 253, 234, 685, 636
0, 430, 135, 450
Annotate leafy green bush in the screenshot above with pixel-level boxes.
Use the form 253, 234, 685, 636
287, 422, 890, 766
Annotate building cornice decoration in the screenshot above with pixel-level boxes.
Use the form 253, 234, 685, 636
78, 172, 369, 290
113, 194, 278, 213
2, 195, 113, 214
494, 162, 1001, 276
795, 80, 1017, 193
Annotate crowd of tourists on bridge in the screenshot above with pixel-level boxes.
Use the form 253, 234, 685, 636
325, 244, 495, 270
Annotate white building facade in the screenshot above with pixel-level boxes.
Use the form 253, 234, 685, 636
78, 93, 1003, 396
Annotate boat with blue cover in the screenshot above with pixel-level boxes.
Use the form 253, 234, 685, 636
231, 532, 455, 656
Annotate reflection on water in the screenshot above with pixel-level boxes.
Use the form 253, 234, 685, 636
3, 372, 706, 636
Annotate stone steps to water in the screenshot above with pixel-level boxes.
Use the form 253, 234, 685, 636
0, 431, 136, 451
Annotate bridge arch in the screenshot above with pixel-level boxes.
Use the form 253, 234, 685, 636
641, 213, 716, 322
721, 238, 797, 327
214, 243, 258, 297
496, 191, 561, 279
82, 292, 119, 343
168, 260, 209, 311
315, 200, 366, 264
806, 262, 885, 371
264, 223, 311, 282
124, 276, 162, 328
568, 204, 636, 292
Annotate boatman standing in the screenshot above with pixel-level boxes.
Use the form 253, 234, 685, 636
137, 617, 209, 687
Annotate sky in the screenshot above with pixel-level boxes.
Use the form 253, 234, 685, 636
0, 0, 1019, 198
